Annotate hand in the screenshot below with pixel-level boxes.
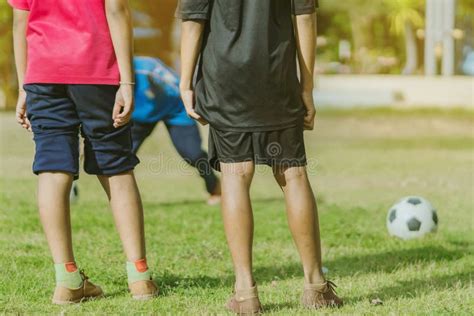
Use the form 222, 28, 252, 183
180, 89, 208, 125
301, 90, 316, 130
15, 90, 31, 132
112, 84, 134, 128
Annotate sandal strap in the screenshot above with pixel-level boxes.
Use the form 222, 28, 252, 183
233, 285, 259, 301
79, 270, 89, 281
304, 280, 338, 294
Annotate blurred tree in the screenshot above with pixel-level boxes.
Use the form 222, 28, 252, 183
320, 0, 388, 73
320, 0, 425, 74
458, 0, 474, 13
0, 2, 14, 109
457, 0, 474, 74
0, 0, 470, 109
387, 0, 424, 74
321, 0, 385, 51
129, 0, 179, 66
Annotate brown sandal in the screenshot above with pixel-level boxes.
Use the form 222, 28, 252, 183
301, 280, 343, 309
128, 278, 159, 301
52, 271, 103, 305
226, 285, 262, 315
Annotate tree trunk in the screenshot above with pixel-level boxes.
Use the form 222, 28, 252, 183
350, 14, 372, 73
403, 21, 418, 75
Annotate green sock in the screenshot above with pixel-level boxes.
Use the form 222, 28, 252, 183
54, 262, 83, 289
126, 259, 151, 283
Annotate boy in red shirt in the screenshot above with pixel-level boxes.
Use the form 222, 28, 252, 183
10, 0, 158, 304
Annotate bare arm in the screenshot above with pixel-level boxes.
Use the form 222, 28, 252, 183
179, 20, 207, 125
294, 13, 317, 130
13, 9, 28, 89
105, 0, 134, 128
12, 8, 31, 131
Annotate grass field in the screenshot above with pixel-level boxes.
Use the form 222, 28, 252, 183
0, 108, 473, 315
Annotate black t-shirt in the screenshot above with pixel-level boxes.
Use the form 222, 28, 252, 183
178, 0, 318, 132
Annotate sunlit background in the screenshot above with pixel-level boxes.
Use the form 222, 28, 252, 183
0, 1, 472, 314
0, 0, 472, 109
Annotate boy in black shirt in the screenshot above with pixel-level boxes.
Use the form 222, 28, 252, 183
178, 0, 343, 312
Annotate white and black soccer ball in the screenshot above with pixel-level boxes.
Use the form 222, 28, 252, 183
386, 196, 438, 240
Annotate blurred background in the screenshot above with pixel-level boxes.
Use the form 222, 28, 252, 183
0, 1, 473, 313
0, 0, 472, 109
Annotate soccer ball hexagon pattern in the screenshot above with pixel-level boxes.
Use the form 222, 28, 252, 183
387, 196, 438, 239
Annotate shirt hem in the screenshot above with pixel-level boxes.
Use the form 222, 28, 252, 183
24, 76, 120, 85
207, 119, 303, 133
178, 11, 209, 20
294, 6, 316, 15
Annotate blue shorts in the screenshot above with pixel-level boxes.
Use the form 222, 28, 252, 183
24, 84, 139, 177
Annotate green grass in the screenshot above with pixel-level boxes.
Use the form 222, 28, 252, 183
0, 108, 473, 314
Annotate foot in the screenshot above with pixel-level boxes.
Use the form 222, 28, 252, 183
69, 181, 79, 203
52, 271, 103, 305
207, 179, 221, 206
226, 285, 262, 315
129, 278, 159, 300
207, 194, 221, 206
301, 280, 343, 309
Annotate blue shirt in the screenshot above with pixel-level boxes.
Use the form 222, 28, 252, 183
132, 56, 185, 124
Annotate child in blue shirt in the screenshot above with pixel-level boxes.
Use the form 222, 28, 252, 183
131, 57, 220, 204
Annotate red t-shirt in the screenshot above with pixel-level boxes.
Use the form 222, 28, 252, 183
8, 0, 120, 85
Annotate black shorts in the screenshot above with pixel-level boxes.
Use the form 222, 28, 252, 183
24, 84, 139, 177
208, 125, 307, 171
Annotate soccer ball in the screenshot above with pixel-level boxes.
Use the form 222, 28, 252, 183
386, 196, 438, 240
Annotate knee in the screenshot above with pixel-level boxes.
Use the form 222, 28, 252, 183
222, 162, 254, 182
274, 166, 307, 184
181, 150, 205, 166
38, 171, 74, 185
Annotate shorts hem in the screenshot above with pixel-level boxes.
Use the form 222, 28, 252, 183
33, 169, 79, 180
256, 159, 307, 168
84, 165, 137, 177
210, 157, 307, 172
209, 155, 253, 172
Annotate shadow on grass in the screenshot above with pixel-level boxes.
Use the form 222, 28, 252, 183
328, 245, 466, 277
155, 275, 300, 312
156, 273, 230, 296
253, 245, 466, 281
137, 245, 467, 296
143, 197, 287, 208
101, 275, 227, 299
346, 271, 473, 304
262, 302, 298, 312
102, 289, 129, 299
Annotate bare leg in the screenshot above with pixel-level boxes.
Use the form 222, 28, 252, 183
220, 161, 255, 289
38, 172, 75, 263
273, 166, 325, 285
98, 171, 146, 262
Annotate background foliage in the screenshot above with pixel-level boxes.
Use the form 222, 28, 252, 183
0, 0, 472, 108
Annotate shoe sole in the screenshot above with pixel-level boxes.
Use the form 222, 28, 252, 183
132, 291, 159, 301
225, 308, 262, 315
225, 304, 263, 315
302, 302, 344, 309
